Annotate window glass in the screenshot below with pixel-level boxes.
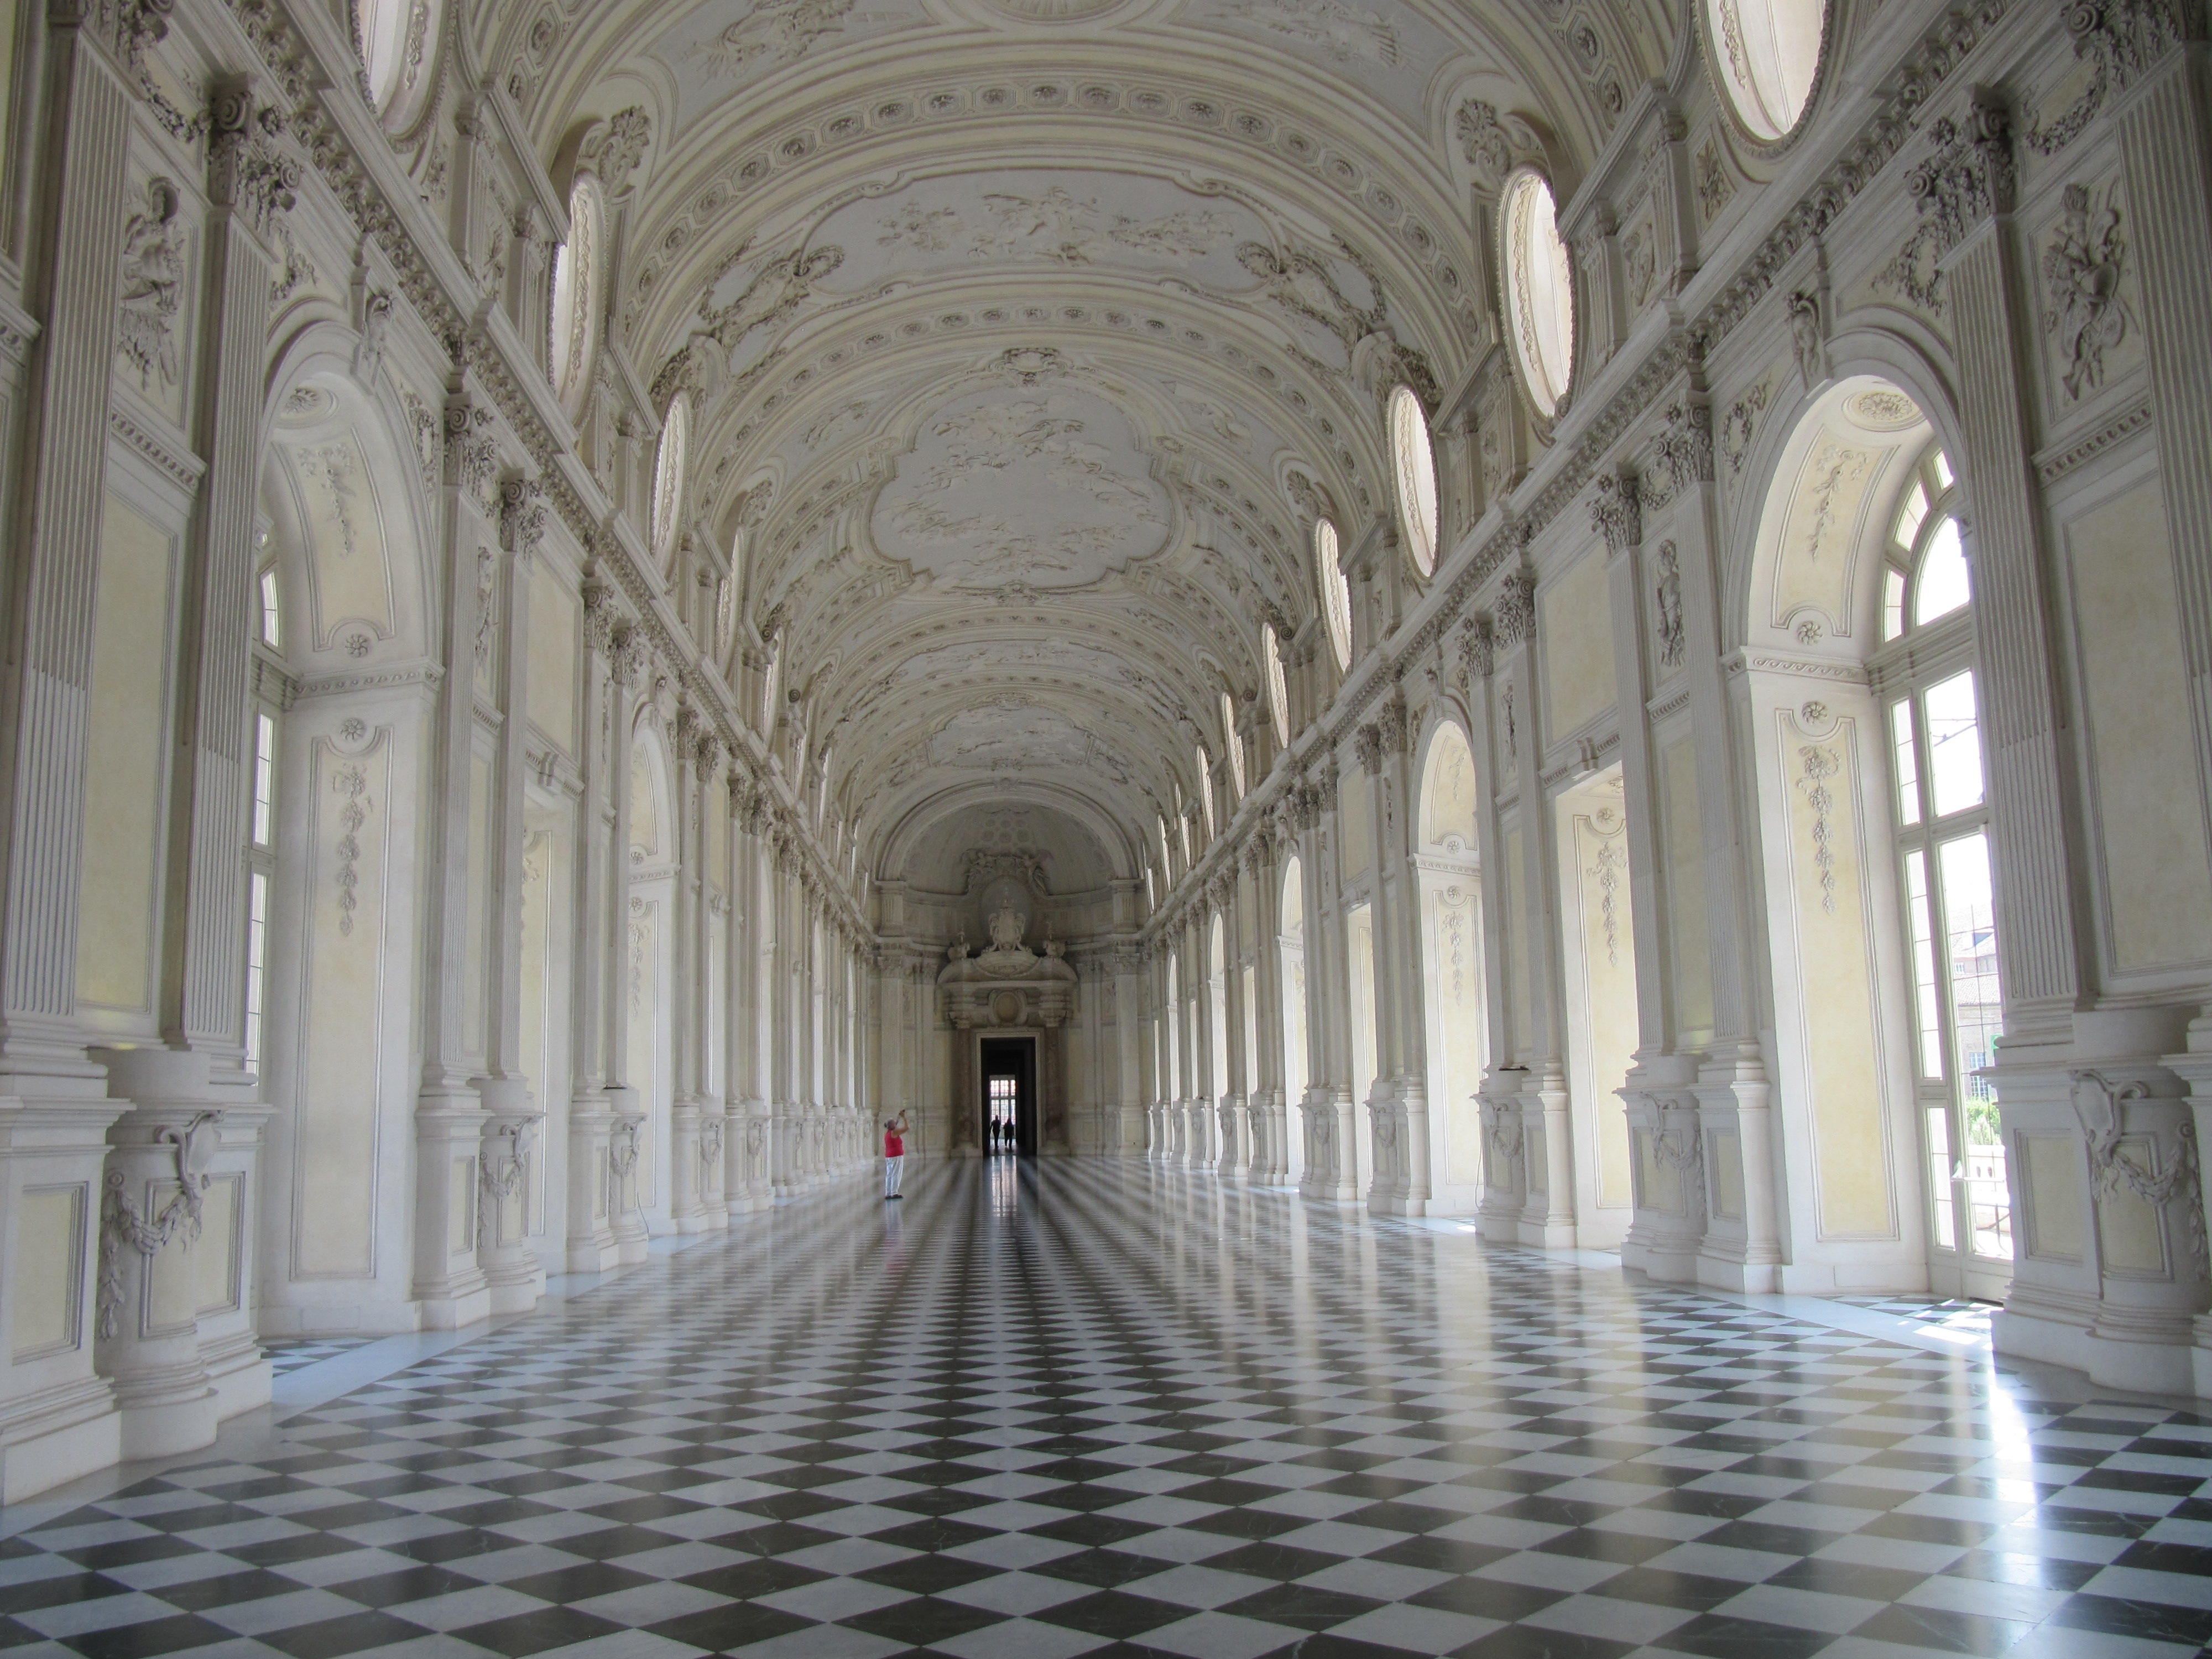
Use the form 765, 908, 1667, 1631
1197, 749, 1217, 841
356, 0, 445, 121
1315, 519, 1351, 671
1903, 848, 1942, 1078
259, 568, 281, 650
1933, 449, 1955, 489
1501, 170, 1575, 418
1388, 385, 1439, 577
1882, 567, 1907, 642
1890, 698, 1919, 827
1938, 831, 2011, 1260
1704, 0, 1826, 140
244, 870, 269, 1076
651, 393, 690, 571
253, 713, 276, 848
1222, 692, 1247, 799
1924, 670, 1984, 817
550, 178, 604, 413
1893, 480, 1928, 548
1913, 516, 1970, 625
1263, 624, 1290, 746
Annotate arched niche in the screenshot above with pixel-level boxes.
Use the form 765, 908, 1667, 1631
1413, 718, 1486, 1212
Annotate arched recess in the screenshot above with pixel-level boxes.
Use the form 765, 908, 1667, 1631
1415, 719, 1486, 1215
625, 715, 679, 1232
1279, 854, 1307, 1182
1738, 371, 1979, 1296
252, 347, 439, 1333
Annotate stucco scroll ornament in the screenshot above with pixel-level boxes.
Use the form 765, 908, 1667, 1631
444, 404, 502, 514
700, 1114, 726, 1167
208, 88, 297, 238
1648, 1097, 1706, 1218
117, 178, 184, 391
500, 477, 547, 556
1591, 474, 1642, 557
1459, 616, 1495, 685
2041, 183, 2131, 400
2072, 1069, 2208, 1275
1881, 94, 2016, 311
1654, 542, 1686, 669
332, 762, 372, 935
1795, 744, 1842, 914
476, 1119, 535, 1252
91, 0, 202, 142
578, 107, 652, 195
1454, 100, 1546, 196
96, 1112, 224, 1340
1491, 569, 1537, 648
1786, 289, 1826, 389
2027, 0, 2194, 154
1652, 403, 1714, 498
1480, 1094, 1524, 1176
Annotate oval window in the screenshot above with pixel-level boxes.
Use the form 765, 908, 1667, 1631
550, 177, 605, 416
651, 393, 690, 571
1315, 519, 1351, 671
355, 0, 446, 127
1388, 385, 1441, 577
1262, 623, 1290, 747
1222, 691, 1247, 799
1705, 0, 1826, 142
1501, 170, 1575, 420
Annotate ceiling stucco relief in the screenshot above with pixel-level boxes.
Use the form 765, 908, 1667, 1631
1185, 0, 1478, 128
871, 383, 1171, 591
646, 0, 931, 133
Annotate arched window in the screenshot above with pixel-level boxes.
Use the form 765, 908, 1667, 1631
1314, 518, 1351, 671
651, 393, 690, 572
354, 0, 446, 125
1196, 748, 1217, 841
1881, 447, 1966, 643
714, 575, 737, 662
1501, 170, 1575, 420
1876, 444, 2005, 1274
1222, 691, 1247, 799
1706, 0, 1827, 142
1262, 623, 1291, 747
760, 641, 782, 729
1157, 815, 1173, 880
549, 176, 605, 416
1388, 385, 1440, 577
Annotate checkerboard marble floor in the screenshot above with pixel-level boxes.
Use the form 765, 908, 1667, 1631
6, 1159, 2210, 1659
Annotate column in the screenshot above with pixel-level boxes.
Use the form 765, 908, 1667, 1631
1360, 693, 1432, 1215
1246, 831, 1289, 1182
603, 633, 648, 1266
1220, 874, 1253, 1180
666, 709, 709, 1230
564, 591, 623, 1271
476, 482, 547, 1312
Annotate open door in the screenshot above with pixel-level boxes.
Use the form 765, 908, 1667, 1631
980, 1036, 1038, 1156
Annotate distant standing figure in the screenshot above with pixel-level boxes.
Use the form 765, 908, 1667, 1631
883, 1113, 909, 1199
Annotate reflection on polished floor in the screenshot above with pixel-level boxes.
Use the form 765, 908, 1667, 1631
5, 1162, 2210, 1659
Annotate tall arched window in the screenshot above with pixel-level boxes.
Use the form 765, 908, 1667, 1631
1196, 749, 1217, 841
1222, 691, 1247, 799
1314, 518, 1351, 671
651, 392, 690, 572
1501, 170, 1575, 420
550, 176, 605, 417
1705, 0, 1827, 142
354, 0, 446, 126
1388, 385, 1440, 577
1876, 445, 2006, 1279
760, 641, 782, 730
1262, 623, 1291, 747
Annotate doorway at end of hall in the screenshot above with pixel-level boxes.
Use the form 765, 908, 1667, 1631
981, 1036, 1037, 1156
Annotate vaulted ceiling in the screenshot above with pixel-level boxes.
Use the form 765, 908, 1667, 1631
483, 0, 1670, 894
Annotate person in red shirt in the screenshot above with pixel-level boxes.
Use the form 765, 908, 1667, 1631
882, 1113, 909, 1199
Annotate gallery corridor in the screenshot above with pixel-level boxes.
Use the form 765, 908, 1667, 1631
4, 1165, 2208, 1659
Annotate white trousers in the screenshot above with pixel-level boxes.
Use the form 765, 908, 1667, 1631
883, 1155, 905, 1196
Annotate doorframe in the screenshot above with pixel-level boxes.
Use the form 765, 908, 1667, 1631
977, 1032, 1039, 1156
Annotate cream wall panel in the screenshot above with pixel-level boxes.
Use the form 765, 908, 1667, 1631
1540, 552, 1615, 739
294, 735, 392, 1279
1661, 738, 1713, 1046
77, 492, 175, 1013
288, 435, 397, 651
1564, 803, 1636, 1213
2021, 1135, 2083, 1261
1778, 713, 1896, 1238
11, 1186, 85, 1359
467, 750, 493, 1054
528, 577, 578, 753
2068, 478, 2212, 972
1339, 771, 1373, 880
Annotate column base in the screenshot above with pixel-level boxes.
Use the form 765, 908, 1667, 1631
486, 1264, 545, 1314
109, 1357, 218, 1461
1999, 1291, 2200, 1395
566, 1235, 622, 1274
415, 1281, 494, 1330
200, 1331, 273, 1420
